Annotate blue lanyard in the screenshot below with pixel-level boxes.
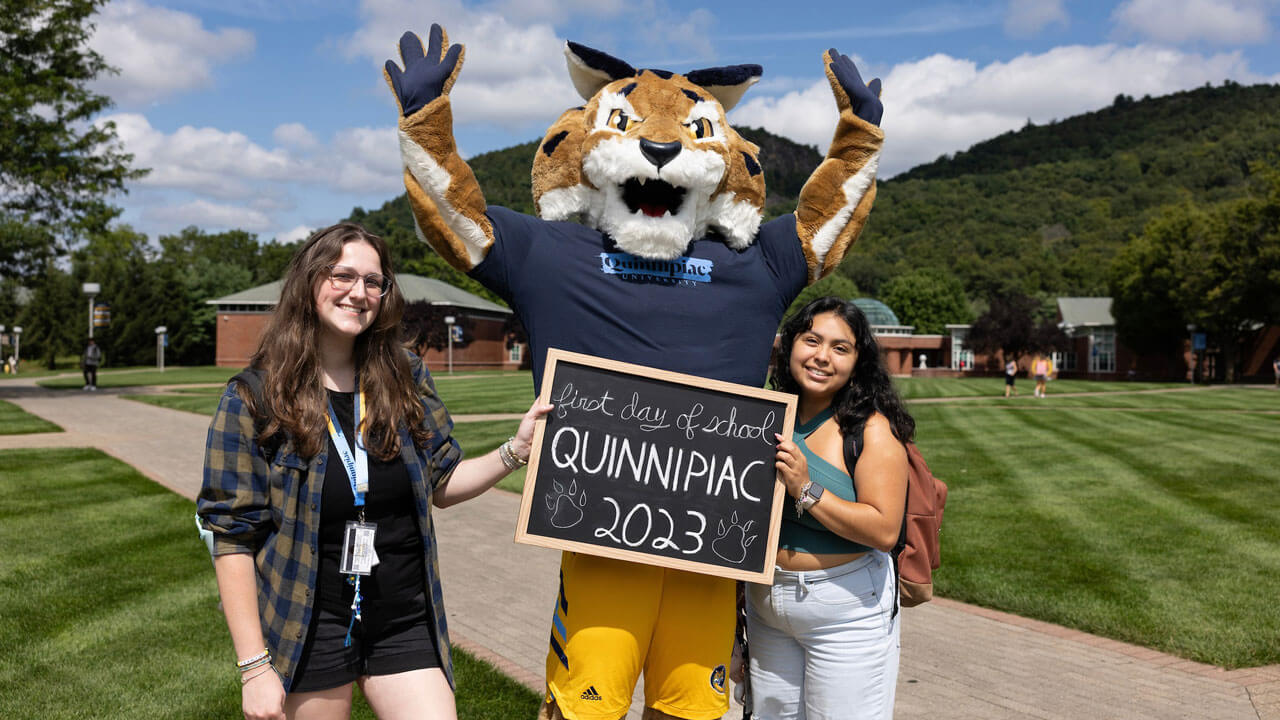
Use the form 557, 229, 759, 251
325, 390, 368, 507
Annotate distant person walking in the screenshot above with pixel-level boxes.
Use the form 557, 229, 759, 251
1004, 358, 1018, 398
1273, 356, 1279, 387
82, 338, 102, 391
1033, 355, 1051, 398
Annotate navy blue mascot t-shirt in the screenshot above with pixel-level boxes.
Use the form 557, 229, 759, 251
470, 206, 809, 392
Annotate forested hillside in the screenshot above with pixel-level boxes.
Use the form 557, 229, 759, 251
351, 81, 1280, 307
849, 81, 1280, 299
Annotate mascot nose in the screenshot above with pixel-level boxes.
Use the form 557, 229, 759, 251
640, 139, 682, 170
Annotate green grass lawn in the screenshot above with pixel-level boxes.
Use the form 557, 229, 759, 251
935, 386, 1280, 411
124, 390, 224, 415
432, 372, 536, 413
115, 372, 1280, 667
893, 376, 1179, 399
0, 356, 82, 379
0, 447, 542, 719
125, 371, 538, 417
39, 366, 239, 389
0, 399, 61, 434
913, 400, 1280, 668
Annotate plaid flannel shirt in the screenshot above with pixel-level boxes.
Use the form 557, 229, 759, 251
197, 353, 462, 691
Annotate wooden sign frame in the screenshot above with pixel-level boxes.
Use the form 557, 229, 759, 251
514, 349, 796, 584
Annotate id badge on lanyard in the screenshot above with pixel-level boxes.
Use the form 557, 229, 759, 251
327, 391, 378, 576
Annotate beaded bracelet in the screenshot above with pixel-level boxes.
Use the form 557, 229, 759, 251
241, 665, 275, 685
236, 648, 270, 670
238, 655, 272, 673
498, 437, 529, 471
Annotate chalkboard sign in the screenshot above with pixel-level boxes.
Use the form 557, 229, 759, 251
515, 349, 796, 583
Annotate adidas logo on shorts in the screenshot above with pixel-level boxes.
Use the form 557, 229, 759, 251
579, 686, 603, 701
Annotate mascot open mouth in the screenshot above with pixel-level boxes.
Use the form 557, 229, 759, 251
623, 178, 686, 218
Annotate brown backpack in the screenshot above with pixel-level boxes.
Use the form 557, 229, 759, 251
844, 427, 947, 614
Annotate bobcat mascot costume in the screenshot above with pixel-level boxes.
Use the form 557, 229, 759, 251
385, 24, 883, 720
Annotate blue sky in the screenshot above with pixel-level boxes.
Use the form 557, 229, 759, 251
88, 0, 1280, 244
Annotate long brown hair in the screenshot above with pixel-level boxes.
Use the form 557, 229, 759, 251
243, 222, 431, 460
772, 296, 915, 443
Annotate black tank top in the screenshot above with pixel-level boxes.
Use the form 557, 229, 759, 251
316, 389, 426, 612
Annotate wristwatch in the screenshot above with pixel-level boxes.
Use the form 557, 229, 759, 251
795, 480, 825, 516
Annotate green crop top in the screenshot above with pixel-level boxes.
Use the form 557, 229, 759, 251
777, 406, 874, 555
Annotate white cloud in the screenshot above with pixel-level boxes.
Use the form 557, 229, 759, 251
274, 224, 315, 244
1005, 0, 1068, 37
273, 123, 318, 149
731, 44, 1264, 177
324, 127, 404, 194
145, 199, 273, 232
104, 113, 302, 200
105, 113, 406, 234
343, 0, 717, 132
485, 0, 625, 25
91, 0, 254, 106
1112, 0, 1273, 45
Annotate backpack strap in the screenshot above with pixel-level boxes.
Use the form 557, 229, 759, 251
841, 420, 908, 619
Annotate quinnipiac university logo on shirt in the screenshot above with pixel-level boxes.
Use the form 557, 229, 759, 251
599, 252, 713, 286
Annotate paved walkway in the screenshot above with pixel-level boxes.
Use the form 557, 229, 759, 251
2, 376, 1277, 719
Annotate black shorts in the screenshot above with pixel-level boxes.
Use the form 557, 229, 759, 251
1005, 375, 1015, 386
290, 592, 441, 693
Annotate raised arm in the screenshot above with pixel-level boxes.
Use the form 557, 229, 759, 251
384, 24, 495, 272
795, 49, 884, 283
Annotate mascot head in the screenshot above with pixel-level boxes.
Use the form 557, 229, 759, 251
532, 42, 766, 260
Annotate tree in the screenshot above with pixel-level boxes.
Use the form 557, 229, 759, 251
16, 262, 80, 368
70, 224, 151, 365
1110, 165, 1280, 381
879, 269, 973, 334
501, 313, 530, 369
401, 301, 474, 357
1, 0, 147, 274
966, 292, 1068, 366
782, 272, 860, 324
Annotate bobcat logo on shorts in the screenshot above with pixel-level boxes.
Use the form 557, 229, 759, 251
710, 664, 727, 694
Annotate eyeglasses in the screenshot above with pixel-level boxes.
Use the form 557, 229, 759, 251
326, 264, 392, 297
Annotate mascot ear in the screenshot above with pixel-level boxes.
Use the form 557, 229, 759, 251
565, 41, 637, 101
685, 65, 763, 112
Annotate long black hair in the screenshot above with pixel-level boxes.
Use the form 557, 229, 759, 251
771, 296, 915, 443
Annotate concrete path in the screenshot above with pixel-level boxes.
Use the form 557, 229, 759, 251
2, 377, 1277, 719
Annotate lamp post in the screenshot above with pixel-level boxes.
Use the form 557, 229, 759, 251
443, 315, 456, 374
155, 326, 167, 372
82, 283, 100, 339
1187, 323, 1203, 384
12, 326, 21, 371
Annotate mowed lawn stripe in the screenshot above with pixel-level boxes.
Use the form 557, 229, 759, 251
0, 399, 62, 434
0, 448, 543, 719
940, 386, 1278, 410
915, 404, 1280, 667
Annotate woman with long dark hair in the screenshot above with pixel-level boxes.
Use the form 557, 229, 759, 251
748, 296, 913, 719
199, 222, 550, 720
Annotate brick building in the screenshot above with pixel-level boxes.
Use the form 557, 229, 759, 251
849, 297, 1280, 382
208, 275, 524, 371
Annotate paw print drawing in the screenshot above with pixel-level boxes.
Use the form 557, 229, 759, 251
546, 479, 587, 529
711, 512, 757, 564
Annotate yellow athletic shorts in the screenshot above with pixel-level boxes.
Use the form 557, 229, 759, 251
544, 552, 735, 720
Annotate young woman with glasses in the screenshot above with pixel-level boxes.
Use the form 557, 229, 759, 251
742, 296, 913, 720
198, 222, 551, 720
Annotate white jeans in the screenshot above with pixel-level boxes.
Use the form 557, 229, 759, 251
745, 552, 900, 720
